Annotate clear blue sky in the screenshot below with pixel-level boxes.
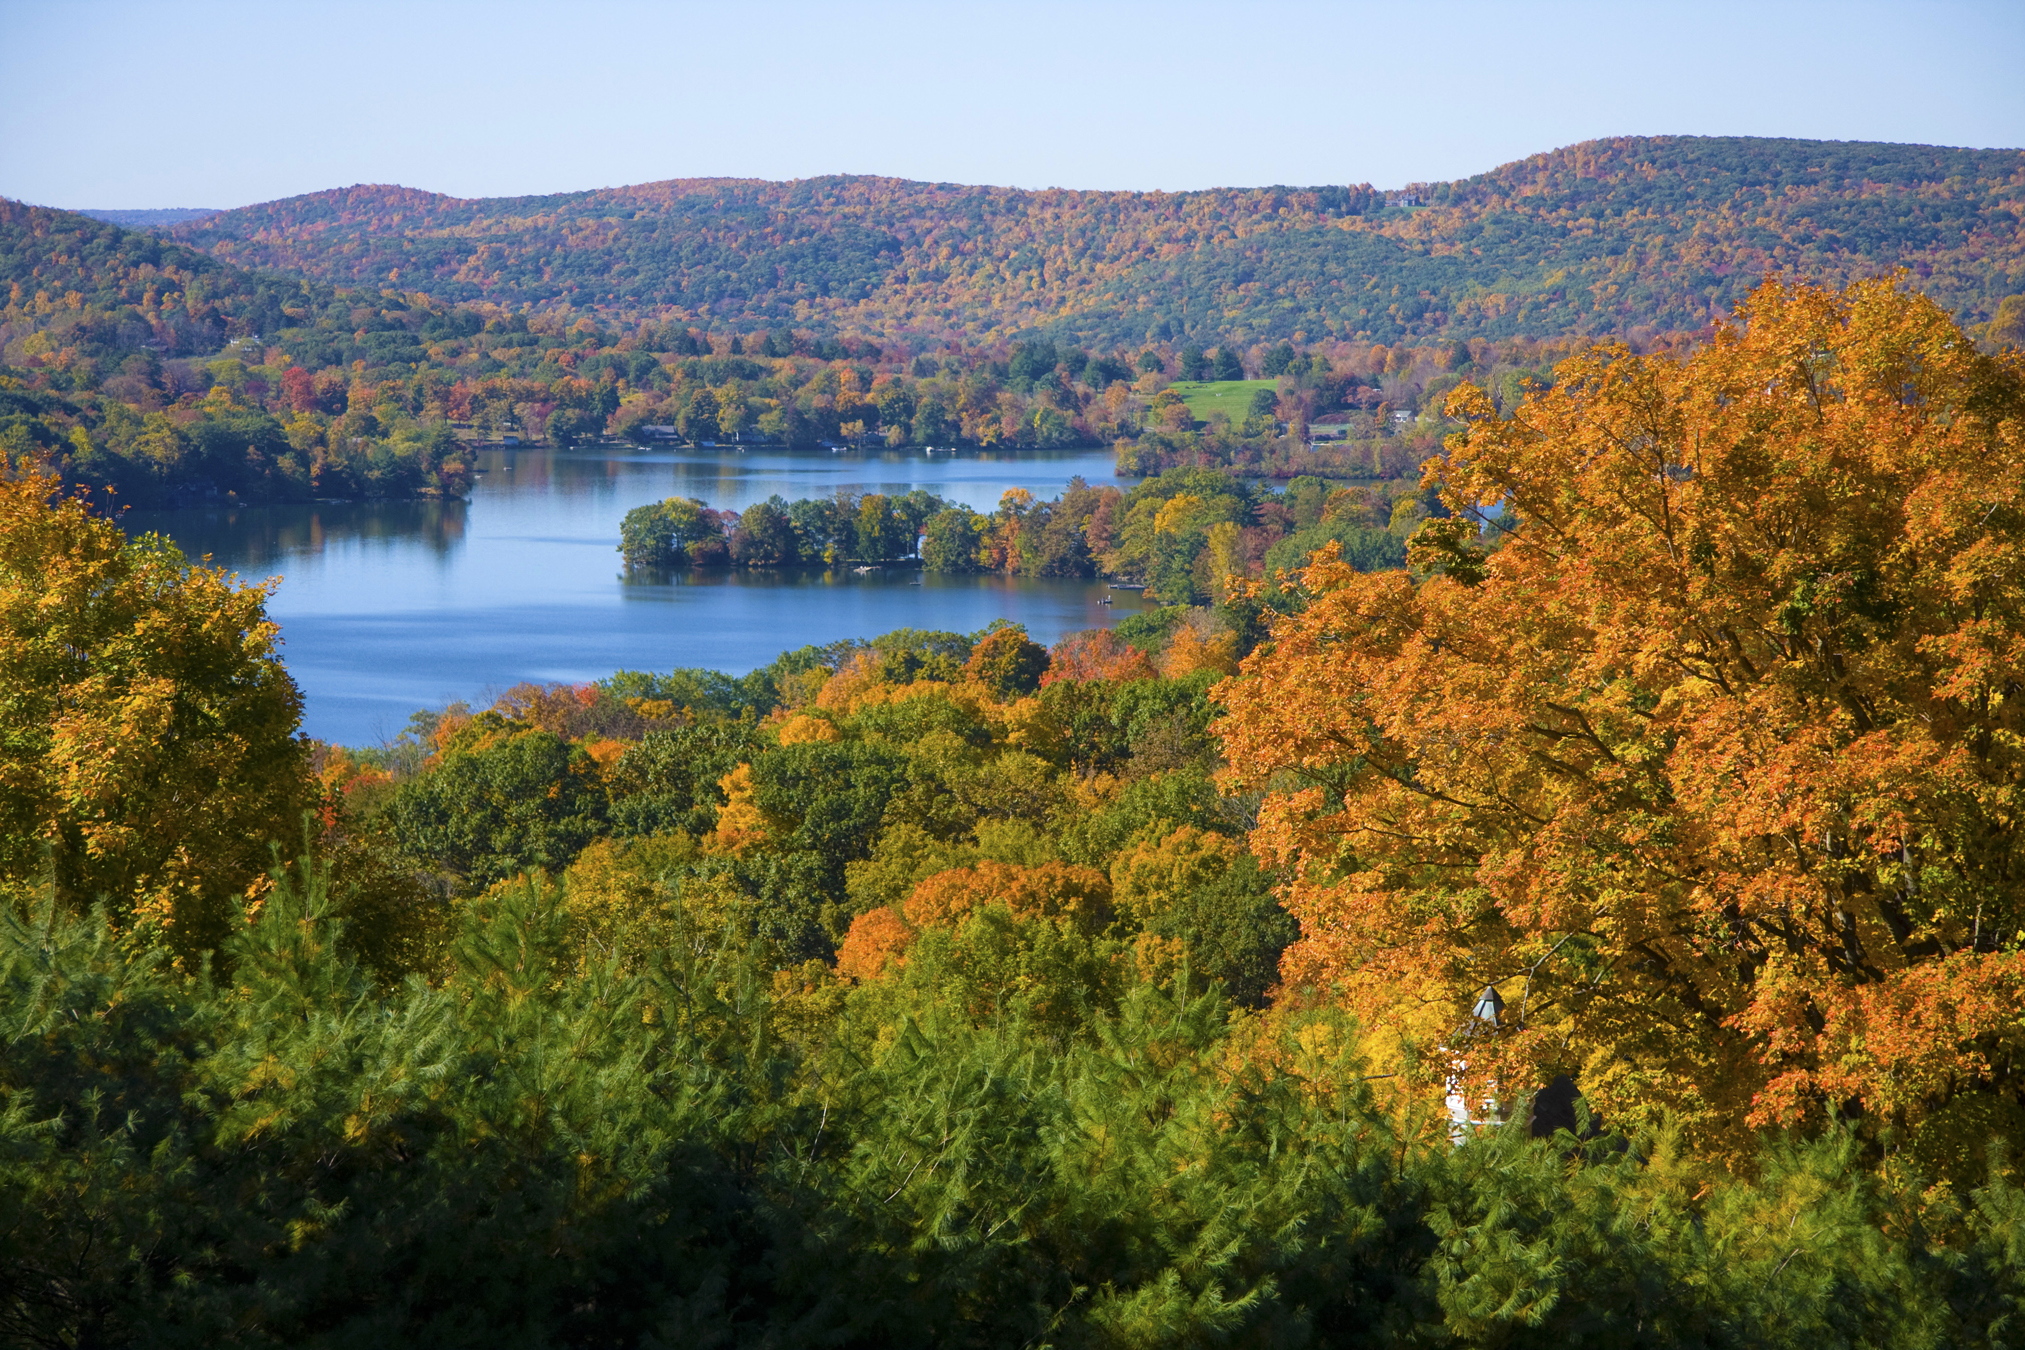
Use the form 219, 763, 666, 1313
4, 0, 2020, 209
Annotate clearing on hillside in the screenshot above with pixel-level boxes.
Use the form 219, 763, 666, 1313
1169, 380, 1280, 425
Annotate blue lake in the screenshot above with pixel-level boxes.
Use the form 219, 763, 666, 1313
126, 445, 1150, 746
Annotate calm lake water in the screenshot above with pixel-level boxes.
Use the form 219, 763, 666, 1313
126, 445, 1149, 746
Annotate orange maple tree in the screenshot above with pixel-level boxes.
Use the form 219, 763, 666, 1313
1215, 277, 2025, 1154
1042, 630, 1157, 686
835, 859, 1113, 983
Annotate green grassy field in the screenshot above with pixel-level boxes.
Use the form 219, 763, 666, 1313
1167, 379, 1278, 425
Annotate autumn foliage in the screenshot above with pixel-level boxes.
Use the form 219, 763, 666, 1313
0, 471, 307, 951
835, 903, 912, 981
903, 859, 1112, 932
838, 859, 1114, 982
154, 139, 2025, 347
962, 625, 1051, 698
1043, 629, 1158, 685
1217, 277, 2025, 1155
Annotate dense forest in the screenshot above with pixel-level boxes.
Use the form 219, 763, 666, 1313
4, 197, 1618, 500
18, 135, 2023, 509
147, 136, 2025, 346
4, 277, 2025, 1345
12, 135, 2023, 506
0, 201, 471, 504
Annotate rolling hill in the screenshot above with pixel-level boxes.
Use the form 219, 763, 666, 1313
160, 136, 2024, 346
0, 199, 321, 354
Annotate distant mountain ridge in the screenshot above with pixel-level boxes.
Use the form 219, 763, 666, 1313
164, 136, 2025, 345
52, 136, 2025, 346
78, 207, 219, 229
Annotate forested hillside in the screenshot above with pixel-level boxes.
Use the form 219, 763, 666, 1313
0, 199, 308, 351
0, 202, 473, 503
3, 199, 1605, 492
9, 136, 2024, 501
165, 136, 2025, 344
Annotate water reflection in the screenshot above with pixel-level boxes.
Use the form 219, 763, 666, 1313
477, 443, 1127, 514
128, 444, 1141, 744
618, 564, 933, 592
126, 498, 471, 574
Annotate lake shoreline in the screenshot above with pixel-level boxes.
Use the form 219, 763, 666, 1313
126, 444, 1148, 744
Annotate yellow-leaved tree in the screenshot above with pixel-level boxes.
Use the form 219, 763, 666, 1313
1216, 277, 2025, 1163
1, 471, 307, 952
